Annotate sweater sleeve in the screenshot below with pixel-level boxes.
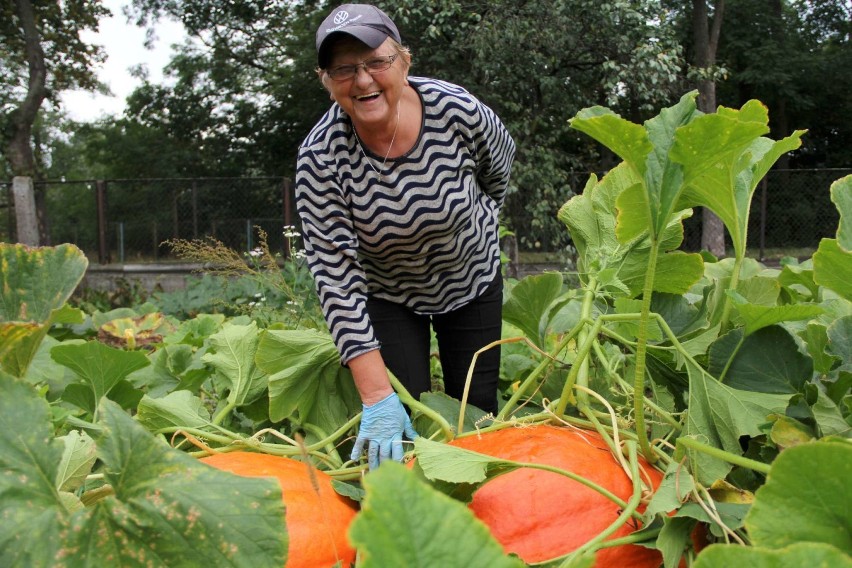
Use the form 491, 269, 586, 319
471, 99, 516, 207
295, 146, 380, 364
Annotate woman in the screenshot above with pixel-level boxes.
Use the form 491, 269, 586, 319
296, 3, 516, 470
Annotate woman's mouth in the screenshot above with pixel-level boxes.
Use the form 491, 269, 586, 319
355, 91, 382, 102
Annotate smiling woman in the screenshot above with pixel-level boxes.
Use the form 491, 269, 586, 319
59, 0, 186, 123
295, 3, 516, 473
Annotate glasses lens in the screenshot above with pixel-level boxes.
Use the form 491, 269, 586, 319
366, 56, 393, 72
328, 55, 395, 81
329, 65, 355, 80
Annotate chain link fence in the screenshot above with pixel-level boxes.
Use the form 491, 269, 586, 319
2, 168, 849, 263
2, 177, 296, 263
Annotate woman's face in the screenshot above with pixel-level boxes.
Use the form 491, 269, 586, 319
324, 36, 408, 132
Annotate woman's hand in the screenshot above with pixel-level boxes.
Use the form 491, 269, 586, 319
350, 392, 418, 470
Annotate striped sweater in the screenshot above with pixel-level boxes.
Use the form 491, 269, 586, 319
295, 77, 516, 364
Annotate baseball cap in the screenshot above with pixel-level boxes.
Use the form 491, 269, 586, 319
316, 4, 401, 68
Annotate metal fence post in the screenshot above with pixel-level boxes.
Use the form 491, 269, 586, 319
117, 222, 125, 263
759, 177, 768, 261
191, 180, 199, 238
152, 220, 159, 261
172, 188, 180, 239
96, 180, 110, 264
282, 177, 292, 258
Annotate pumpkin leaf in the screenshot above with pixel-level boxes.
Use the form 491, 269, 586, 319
0, 373, 287, 567
256, 329, 360, 435
830, 174, 852, 251
814, 176, 852, 301
202, 321, 267, 407
683, 360, 792, 485
55, 430, 98, 493
727, 293, 824, 336
502, 272, 564, 347
349, 461, 525, 568
414, 437, 516, 484
814, 239, 852, 302
51, 341, 150, 416
0, 242, 88, 323
0, 374, 68, 566
746, 440, 852, 554
0, 321, 48, 378
693, 542, 852, 568
136, 390, 213, 433
708, 326, 813, 394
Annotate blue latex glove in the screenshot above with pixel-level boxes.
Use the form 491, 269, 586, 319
351, 392, 419, 470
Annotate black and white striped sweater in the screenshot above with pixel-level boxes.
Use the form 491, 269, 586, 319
295, 77, 516, 364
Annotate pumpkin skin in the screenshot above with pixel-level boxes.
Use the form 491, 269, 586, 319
448, 425, 664, 567
200, 452, 358, 568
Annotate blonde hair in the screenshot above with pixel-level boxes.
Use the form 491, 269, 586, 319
317, 39, 412, 91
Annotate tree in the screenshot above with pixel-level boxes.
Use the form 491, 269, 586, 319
120, 0, 687, 250
1, 0, 109, 241
385, 0, 687, 250
691, 0, 727, 257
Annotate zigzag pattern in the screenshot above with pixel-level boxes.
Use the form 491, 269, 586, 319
296, 77, 515, 363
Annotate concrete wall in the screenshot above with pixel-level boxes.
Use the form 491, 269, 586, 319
79, 261, 564, 295
81, 263, 205, 294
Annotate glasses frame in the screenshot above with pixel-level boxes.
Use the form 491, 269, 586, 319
326, 54, 399, 82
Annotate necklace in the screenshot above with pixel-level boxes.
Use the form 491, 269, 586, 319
354, 102, 400, 176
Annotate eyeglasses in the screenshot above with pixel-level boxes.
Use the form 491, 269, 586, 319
326, 54, 398, 81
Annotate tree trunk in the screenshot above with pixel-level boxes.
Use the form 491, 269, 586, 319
693, 0, 727, 257
6, 0, 48, 244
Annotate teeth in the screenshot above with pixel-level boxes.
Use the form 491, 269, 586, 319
355, 92, 381, 100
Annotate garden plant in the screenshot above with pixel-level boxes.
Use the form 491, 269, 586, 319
1, 92, 850, 567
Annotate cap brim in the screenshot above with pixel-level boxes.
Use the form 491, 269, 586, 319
318, 26, 390, 68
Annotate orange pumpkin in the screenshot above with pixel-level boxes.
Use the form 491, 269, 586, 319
200, 451, 358, 568
448, 425, 664, 567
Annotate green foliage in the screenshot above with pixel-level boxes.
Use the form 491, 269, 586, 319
0, 374, 287, 567
349, 461, 525, 568
2, 90, 852, 565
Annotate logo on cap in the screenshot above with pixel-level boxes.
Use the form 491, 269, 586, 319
333, 10, 349, 25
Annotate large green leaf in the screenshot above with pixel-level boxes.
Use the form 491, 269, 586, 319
814, 238, 852, 302
256, 329, 360, 433
136, 390, 213, 433
708, 326, 814, 393
0, 321, 48, 377
693, 542, 852, 568
0, 374, 287, 567
201, 321, 268, 407
348, 461, 525, 568
640, 90, 700, 235
675, 127, 803, 258
728, 292, 823, 336
746, 440, 852, 554
569, 107, 652, 177
557, 162, 703, 298
414, 437, 515, 484
683, 361, 792, 485
831, 175, 852, 252
814, 176, 852, 300
501, 272, 564, 346
51, 341, 150, 415
56, 430, 98, 492
0, 243, 88, 323
0, 375, 68, 566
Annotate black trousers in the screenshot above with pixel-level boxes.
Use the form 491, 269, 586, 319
365, 277, 503, 414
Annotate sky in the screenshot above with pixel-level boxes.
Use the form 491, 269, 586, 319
59, 0, 187, 123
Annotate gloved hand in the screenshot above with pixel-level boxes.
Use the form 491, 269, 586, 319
350, 392, 419, 470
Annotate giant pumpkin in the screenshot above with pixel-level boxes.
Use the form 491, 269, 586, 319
448, 425, 664, 567
200, 451, 358, 568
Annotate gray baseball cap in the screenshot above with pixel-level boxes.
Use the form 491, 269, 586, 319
316, 4, 401, 68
